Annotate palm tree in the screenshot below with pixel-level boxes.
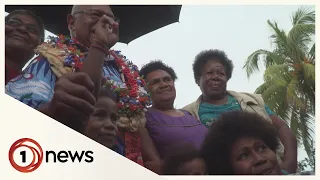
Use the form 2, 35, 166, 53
243, 7, 315, 158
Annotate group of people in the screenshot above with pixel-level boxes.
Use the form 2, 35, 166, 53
5, 5, 314, 175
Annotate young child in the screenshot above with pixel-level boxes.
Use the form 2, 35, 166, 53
162, 144, 207, 175
84, 88, 118, 149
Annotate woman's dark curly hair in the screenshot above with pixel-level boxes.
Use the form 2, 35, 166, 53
201, 111, 279, 175
162, 144, 203, 175
5, 9, 45, 42
192, 49, 234, 84
139, 60, 178, 81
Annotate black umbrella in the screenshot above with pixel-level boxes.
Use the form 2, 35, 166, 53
5, 5, 181, 44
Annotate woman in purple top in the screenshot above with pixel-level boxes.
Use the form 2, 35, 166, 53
139, 60, 208, 174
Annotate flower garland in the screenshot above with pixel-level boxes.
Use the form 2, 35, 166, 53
46, 35, 86, 72
36, 34, 150, 165
37, 35, 152, 132
104, 50, 152, 132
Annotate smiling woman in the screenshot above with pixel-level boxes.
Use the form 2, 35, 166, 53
138, 60, 208, 174
5, 10, 45, 84
183, 49, 298, 173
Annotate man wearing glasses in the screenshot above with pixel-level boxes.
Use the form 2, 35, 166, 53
5, 10, 45, 84
6, 5, 133, 158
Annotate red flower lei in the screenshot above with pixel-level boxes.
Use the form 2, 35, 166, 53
40, 35, 151, 166
105, 51, 151, 166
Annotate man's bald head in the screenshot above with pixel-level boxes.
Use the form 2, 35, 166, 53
71, 5, 85, 14
71, 5, 112, 15
67, 5, 116, 48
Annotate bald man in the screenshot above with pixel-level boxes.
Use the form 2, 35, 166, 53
69, 6, 119, 49
5, 5, 123, 151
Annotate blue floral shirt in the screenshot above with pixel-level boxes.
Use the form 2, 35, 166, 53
5, 53, 125, 156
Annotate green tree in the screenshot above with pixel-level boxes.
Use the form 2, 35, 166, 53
297, 141, 315, 172
243, 7, 315, 156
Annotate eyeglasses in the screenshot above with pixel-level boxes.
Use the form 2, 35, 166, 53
6, 18, 41, 36
73, 9, 120, 23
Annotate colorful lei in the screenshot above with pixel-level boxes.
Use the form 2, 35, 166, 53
50, 35, 85, 70
104, 51, 152, 132
36, 35, 152, 132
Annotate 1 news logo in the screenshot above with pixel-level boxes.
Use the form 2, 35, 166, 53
9, 138, 94, 173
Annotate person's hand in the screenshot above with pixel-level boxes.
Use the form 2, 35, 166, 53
44, 72, 96, 131
93, 15, 119, 49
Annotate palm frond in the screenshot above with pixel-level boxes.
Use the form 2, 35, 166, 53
260, 84, 280, 101
289, 23, 315, 38
288, 24, 314, 53
255, 79, 283, 94
289, 106, 301, 144
267, 21, 298, 62
298, 109, 315, 157
264, 51, 287, 66
255, 81, 271, 94
259, 80, 289, 117
267, 21, 288, 48
299, 62, 315, 107
263, 64, 291, 87
243, 50, 286, 78
273, 90, 290, 122
299, 71, 315, 115
289, 7, 315, 58
302, 63, 315, 84
243, 50, 264, 78
291, 7, 315, 26
288, 39, 307, 64
286, 75, 306, 110
308, 43, 315, 63
267, 90, 289, 120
